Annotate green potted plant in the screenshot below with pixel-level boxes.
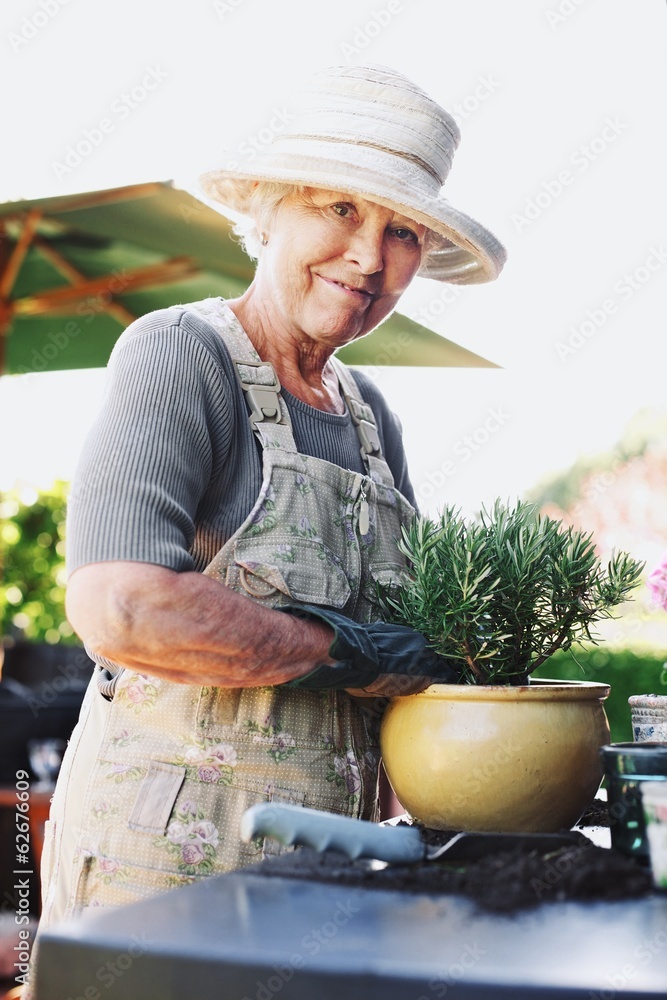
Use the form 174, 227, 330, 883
377, 499, 644, 833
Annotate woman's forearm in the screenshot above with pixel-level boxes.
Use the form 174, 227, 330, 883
66, 562, 335, 686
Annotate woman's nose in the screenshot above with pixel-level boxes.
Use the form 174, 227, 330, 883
343, 225, 384, 274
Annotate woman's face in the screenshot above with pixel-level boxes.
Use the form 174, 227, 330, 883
254, 188, 425, 348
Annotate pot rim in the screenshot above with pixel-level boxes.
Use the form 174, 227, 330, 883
405, 678, 611, 703
601, 741, 667, 755
628, 694, 667, 705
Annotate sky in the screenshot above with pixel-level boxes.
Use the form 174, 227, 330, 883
1, 0, 666, 518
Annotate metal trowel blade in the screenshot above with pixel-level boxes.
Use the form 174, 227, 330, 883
427, 830, 582, 863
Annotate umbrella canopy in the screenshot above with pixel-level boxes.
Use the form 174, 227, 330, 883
0, 181, 498, 376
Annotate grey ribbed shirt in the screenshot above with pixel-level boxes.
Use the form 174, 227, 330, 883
66, 303, 416, 575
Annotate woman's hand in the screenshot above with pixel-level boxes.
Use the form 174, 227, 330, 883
345, 675, 434, 698
66, 561, 335, 687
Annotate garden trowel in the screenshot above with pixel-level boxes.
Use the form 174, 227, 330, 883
241, 802, 581, 864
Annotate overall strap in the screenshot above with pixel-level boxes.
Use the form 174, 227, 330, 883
191, 297, 297, 453
190, 298, 395, 483
330, 357, 396, 487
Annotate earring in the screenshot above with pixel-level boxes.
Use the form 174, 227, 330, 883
261, 233, 268, 246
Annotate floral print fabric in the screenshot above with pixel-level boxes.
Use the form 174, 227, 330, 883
38, 297, 415, 925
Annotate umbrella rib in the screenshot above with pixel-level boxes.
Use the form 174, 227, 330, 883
33, 237, 137, 327
13, 257, 201, 316
0, 209, 42, 299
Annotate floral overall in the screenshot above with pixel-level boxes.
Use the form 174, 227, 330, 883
37, 298, 415, 929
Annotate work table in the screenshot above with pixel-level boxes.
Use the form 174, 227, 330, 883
35, 842, 667, 1000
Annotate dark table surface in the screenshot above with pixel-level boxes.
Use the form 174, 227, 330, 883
36, 843, 667, 1000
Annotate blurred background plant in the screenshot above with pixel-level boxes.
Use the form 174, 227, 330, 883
0, 482, 75, 645
534, 647, 667, 743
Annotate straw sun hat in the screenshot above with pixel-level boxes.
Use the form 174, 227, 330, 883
199, 65, 506, 285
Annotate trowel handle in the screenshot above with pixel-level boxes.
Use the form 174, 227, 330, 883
241, 802, 426, 863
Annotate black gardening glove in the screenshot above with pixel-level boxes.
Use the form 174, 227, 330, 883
275, 603, 459, 690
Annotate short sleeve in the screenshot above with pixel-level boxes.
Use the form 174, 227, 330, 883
66, 316, 233, 575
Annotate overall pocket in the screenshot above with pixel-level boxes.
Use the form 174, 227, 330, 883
231, 534, 351, 607
196, 535, 351, 736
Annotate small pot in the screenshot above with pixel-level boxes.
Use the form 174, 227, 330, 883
641, 781, 667, 888
629, 694, 667, 743
600, 742, 667, 860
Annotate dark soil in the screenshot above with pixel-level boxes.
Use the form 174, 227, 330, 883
256, 799, 654, 914
576, 798, 612, 828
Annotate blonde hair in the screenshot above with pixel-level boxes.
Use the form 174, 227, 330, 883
232, 183, 303, 260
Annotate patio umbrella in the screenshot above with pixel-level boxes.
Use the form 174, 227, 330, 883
0, 181, 498, 376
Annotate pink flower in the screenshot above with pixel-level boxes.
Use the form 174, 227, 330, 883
125, 683, 148, 704
98, 858, 121, 874
167, 821, 189, 845
197, 764, 221, 783
192, 820, 219, 847
338, 750, 361, 794
183, 746, 208, 765
647, 555, 667, 610
345, 769, 361, 794
209, 743, 238, 766
334, 756, 347, 778
181, 842, 206, 866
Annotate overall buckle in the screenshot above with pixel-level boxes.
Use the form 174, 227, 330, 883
233, 359, 291, 428
346, 394, 382, 458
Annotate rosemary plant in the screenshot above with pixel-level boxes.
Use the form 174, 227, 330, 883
378, 499, 644, 685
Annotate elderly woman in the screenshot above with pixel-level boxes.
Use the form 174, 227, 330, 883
37, 65, 505, 933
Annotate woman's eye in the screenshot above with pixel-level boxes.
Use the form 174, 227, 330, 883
392, 227, 419, 244
332, 203, 353, 218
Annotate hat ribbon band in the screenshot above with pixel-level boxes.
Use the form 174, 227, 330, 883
278, 133, 444, 187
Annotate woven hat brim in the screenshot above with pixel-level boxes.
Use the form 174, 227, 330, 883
199, 156, 506, 285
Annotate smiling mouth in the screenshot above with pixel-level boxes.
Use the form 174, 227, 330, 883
319, 276, 374, 300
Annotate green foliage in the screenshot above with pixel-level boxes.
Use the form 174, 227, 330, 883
378, 499, 645, 685
533, 646, 667, 743
1, 482, 75, 644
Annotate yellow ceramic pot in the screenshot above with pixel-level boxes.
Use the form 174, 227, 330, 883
380, 679, 610, 833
